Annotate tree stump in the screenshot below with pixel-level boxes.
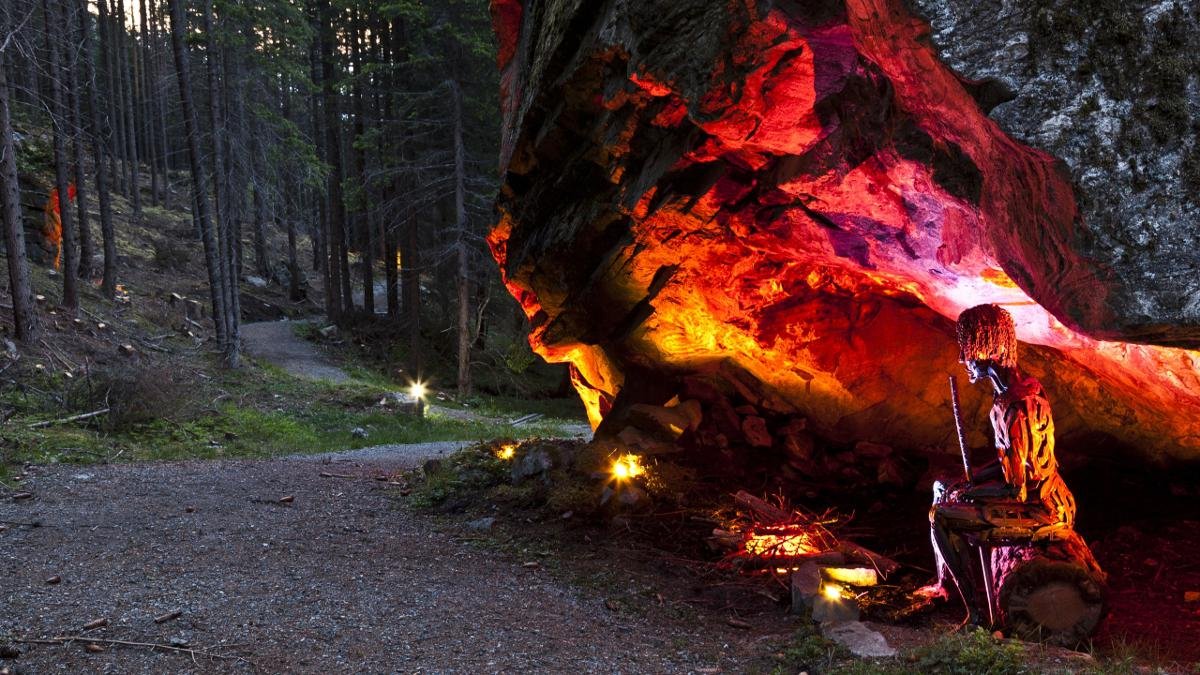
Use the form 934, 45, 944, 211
989, 530, 1106, 647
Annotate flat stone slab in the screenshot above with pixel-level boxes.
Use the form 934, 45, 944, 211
821, 621, 897, 658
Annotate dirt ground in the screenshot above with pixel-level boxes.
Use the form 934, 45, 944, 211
0, 451, 771, 673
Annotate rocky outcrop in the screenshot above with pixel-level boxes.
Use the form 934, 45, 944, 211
489, 0, 1200, 472
907, 0, 1200, 346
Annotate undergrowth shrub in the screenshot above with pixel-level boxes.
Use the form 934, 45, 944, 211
71, 366, 195, 431
151, 236, 190, 270
907, 628, 1025, 675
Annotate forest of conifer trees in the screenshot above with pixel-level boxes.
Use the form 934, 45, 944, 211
1, 0, 503, 391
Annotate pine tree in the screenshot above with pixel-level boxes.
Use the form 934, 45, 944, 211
1, 12, 42, 342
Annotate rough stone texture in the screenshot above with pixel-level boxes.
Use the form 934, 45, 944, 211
821, 620, 897, 657
488, 0, 1200, 466
907, 0, 1200, 345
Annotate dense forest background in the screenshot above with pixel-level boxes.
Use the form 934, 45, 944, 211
0, 0, 551, 398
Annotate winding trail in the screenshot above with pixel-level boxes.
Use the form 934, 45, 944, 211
240, 320, 592, 438
0, 324, 727, 671
240, 320, 352, 384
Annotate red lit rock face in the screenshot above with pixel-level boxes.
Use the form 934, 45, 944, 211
489, 0, 1200, 465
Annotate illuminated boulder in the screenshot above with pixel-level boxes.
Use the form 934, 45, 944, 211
488, 0, 1200, 472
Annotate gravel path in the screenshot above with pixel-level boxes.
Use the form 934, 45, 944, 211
241, 320, 350, 383
0, 452, 740, 673
240, 320, 592, 439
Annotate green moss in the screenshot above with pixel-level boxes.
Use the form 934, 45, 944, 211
407, 443, 511, 508
1, 356, 575, 475
905, 629, 1026, 675
763, 625, 852, 675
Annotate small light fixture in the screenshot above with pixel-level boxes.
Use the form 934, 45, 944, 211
610, 453, 644, 481
409, 381, 427, 418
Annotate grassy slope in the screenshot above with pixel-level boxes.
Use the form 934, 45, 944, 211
1, 159, 583, 478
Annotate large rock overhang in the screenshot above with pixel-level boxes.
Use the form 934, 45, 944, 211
488, 0, 1200, 467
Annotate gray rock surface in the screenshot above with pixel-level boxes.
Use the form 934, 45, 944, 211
907, 0, 1200, 343
821, 620, 897, 657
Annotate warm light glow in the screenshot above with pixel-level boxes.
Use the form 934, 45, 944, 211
496, 444, 517, 461
823, 566, 878, 587
823, 583, 843, 600
410, 382, 427, 399
610, 454, 644, 480
744, 531, 819, 557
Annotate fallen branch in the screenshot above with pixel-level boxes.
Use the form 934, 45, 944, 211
39, 339, 79, 371
14, 635, 254, 666
0, 519, 50, 528
153, 610, 183, 624
29, 408, 110, 429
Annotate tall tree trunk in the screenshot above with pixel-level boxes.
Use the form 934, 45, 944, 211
111, 0, 130, 195
286, 217, 302, 301
249, 111, 269, 279
116, 0, 141, 224
318, 0, 350, 321
202, 0, 237, 366
382, 15, 399, 320
0, 46, 42, 342
139, 0, 159, 205
450, 79, 470, 396
14, 0, 41, 109
251, 183, 270, 278
98, 0, 124, 195
385, 222, 398, 318
402, 209, 420, 377
151, 0, 171, 196
43, 0, 79, 311
222, 38, 244, 345
308, 2, 336, 318
79, 0, 118, 297
166, 0, 227, 349
351, 9, 372, 315
66, 0, 93, 279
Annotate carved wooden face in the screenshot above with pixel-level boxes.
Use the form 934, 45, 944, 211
958, 345, 987, 384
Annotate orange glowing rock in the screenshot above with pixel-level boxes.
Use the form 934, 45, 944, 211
489, 0, 1200, 467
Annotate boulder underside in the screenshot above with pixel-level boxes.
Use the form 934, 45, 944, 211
489, 0, 1200, 480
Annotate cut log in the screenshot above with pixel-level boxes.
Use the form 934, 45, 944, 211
733, 491, 791, 524
837, 541, 901, 578
991, 530, 1106, 647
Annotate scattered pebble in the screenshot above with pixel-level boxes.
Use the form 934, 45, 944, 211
467, 517, 495, 531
